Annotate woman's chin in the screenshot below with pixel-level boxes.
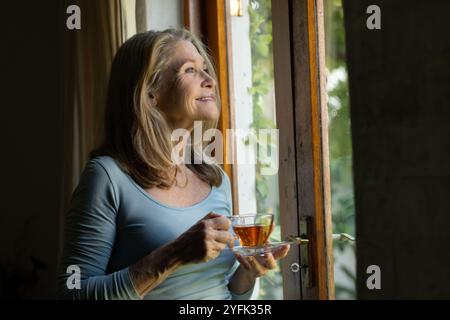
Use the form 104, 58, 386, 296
194, 111, 219, 122
204, 114, 220, 122
194, 102, 219, 119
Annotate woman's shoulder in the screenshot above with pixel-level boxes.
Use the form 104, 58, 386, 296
88, 155, 117, 169
84, 155, 126, 183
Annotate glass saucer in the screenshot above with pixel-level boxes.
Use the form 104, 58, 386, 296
231, 241, 292, 257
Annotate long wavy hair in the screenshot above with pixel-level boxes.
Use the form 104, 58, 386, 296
90, 29, 223, 188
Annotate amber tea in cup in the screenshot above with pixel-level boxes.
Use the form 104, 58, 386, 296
230, 214, 274, 247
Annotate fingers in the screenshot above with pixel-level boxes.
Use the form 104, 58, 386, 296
204, 215, 233, 258
235, 253, 278, 277
272, 244, 290, 259
235, 254, 252, 270
204, 246, 221, 262
202, 212, 231, 229
247, 256, 269, 277
255, 254, 277, 269
209, 229, 232, 244
227, 235, 239, 249
203, 211, 222, 220
206, 215, 231, 231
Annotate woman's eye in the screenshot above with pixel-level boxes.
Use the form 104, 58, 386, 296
203, 68, 209, 74
185, 67, 196, 73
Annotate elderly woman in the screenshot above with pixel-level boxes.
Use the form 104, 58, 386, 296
58, 28, 289, 300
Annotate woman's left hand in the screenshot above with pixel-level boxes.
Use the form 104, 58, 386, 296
234, 244, 290, 278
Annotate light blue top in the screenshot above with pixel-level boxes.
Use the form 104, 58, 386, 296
58, 156, 255, 300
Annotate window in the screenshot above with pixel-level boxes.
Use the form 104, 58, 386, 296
324, 0, 356, 299
186, 0, 342, 299
137, 0, 184, 32
229, 0, 282, 300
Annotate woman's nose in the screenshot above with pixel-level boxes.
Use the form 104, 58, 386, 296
201, 71, 216, 88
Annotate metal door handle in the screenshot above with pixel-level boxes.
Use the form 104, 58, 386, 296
286, 235, 310, 245
332, 233, 355, 242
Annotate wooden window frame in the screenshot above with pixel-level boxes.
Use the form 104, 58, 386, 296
273, 0, 334, 300
185, 0, 334, 299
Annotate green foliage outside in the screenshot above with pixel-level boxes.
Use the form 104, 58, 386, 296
324, 0, 356, 299
248, 0, 276, 211
248, 0, 282, 300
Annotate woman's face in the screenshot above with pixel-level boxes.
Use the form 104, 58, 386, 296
155, 40, 219, 130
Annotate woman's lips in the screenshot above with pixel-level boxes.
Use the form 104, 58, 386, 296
196, 96, 215, 102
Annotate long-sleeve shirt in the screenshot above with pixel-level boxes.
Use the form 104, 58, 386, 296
57, 155, 255, 300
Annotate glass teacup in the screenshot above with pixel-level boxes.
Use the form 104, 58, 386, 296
229, 214, 274, 248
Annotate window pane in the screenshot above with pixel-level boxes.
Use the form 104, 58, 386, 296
143, 0, 183, 31
324, 0, 356, 300
229, 0, 282, 300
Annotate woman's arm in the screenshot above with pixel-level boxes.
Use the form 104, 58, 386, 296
227, 264, 257, 295
58, 160, 141, 299
128, 241, 182, 298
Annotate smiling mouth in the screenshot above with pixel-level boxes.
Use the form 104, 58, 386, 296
196, 96, 215, 102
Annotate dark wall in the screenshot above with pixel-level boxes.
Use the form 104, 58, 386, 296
0, 1, 63, 299
344, 0, 450, 298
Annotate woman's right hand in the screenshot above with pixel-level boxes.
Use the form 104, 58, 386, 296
171, 212, 232, 264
